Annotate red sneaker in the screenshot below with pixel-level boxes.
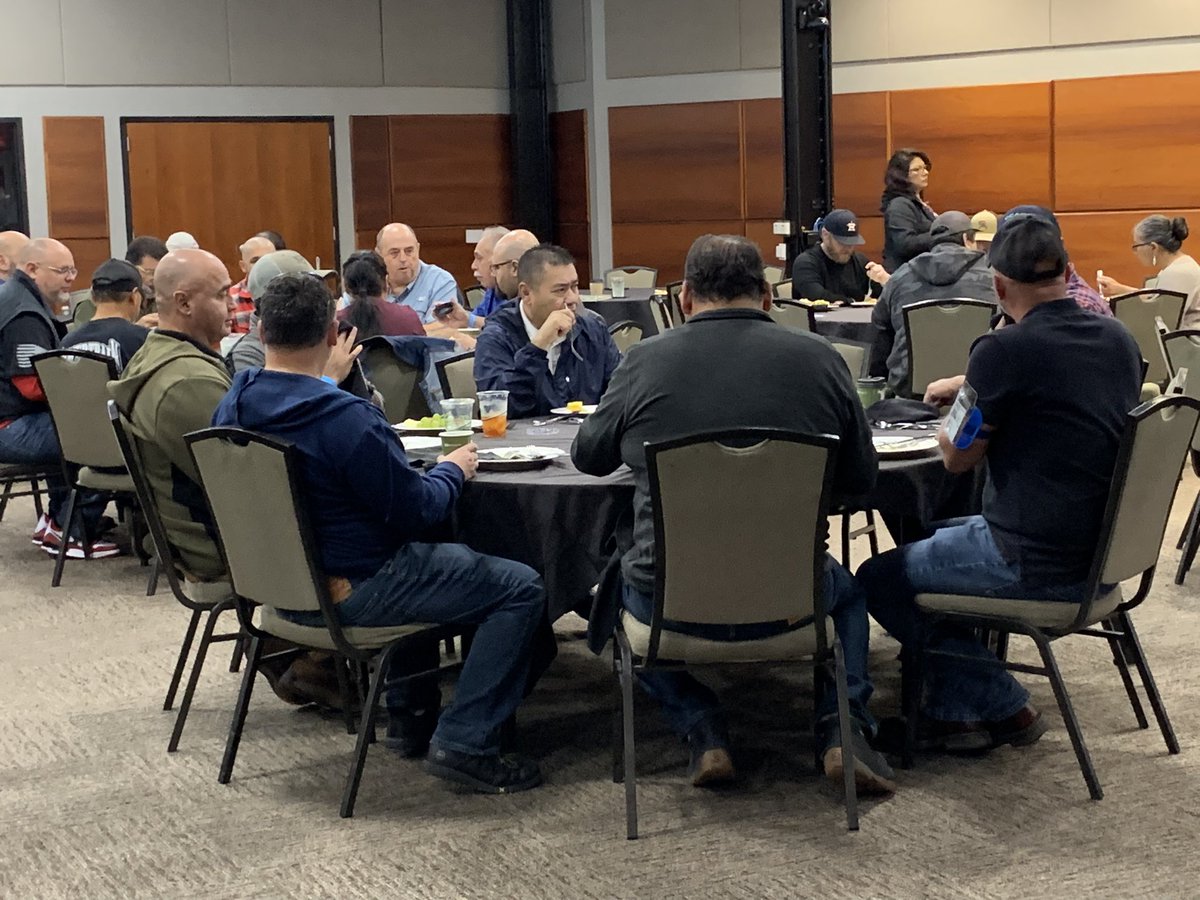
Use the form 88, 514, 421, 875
31, 514, 51, 545
41, 522, 123, 559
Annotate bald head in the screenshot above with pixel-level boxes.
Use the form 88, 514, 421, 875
238, 235, 276, 277
0, 231, 29, 279
375, 223, 422, 292
18, 238, 76, 309
492, 230, 539, 299
155, 249, 235, 347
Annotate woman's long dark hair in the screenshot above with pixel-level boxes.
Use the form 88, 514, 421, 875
342, 251, 388, 339
880, 148, 931, 212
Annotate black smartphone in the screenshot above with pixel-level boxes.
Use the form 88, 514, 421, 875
433, 301, 455, 318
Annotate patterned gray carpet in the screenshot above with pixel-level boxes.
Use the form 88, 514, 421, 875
2, 481, 1198, 900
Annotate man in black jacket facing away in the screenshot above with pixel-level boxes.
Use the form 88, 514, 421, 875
572, 234, 895, 796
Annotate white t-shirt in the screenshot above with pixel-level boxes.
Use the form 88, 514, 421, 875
519, 300, 565, 374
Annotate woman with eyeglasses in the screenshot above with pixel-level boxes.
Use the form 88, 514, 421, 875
1097, 215, 1200, 327
880, 148, 936, 273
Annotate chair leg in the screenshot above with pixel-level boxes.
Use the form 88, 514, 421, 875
1175, 490, 1198, 550
333, 655, 359, 736
1031, 633, 1103, 800
1103, 618, 1148, 730
51, 488, 79, 588
228, 634, 244, 673
169, 599, 232, 753
443, 637, 456, 657
865, 509, 880, 558
900, 646, 923, 770
146, 558, 160, 597
1175, 497, 1200, 584
164, 608, 203, 711
219, 634, 264, 785
611, 653, 624, 784
31, 477, 45, 520
1118, 611, 1179, 754
617, 636, 638, 840
832, 640, 860, 831
994, 631, 1010, 662
840, 512, 851, 569
0, 478, 13, 522
340, 647, 395, 818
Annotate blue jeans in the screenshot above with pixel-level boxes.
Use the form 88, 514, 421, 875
625, 555, 877, 741
304, 542, 545, 756
0, 412, 107, 538
858, 515, 1087, 723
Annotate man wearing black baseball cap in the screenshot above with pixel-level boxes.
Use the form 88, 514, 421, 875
858, 204, 1143, 754
790, 209, 888, 305
60, 259, 151, 373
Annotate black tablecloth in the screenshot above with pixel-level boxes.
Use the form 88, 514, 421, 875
581, 290, 659, 337
427, 422, 981, 620
815, 305, 876, 344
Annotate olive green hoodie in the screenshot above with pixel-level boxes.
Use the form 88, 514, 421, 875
108, 330, 231, 580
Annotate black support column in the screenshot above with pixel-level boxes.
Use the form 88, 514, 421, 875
507, 0, 555, 241
780, 0, 833, 267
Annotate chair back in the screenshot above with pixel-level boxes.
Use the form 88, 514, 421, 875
463, 285, 485, 310
32, 350, 124, 470
435, 351, 477, 407
107, 401, 195, 606
666, 281, 684, 323
773, 280, 793, 300
605, 266, 657, 290
608, 320, 643, 354
763, 265, 785, 285
1092, 395, 1200, 590
644, 430, 838, 661
1162, 329, 1200, 451
1110, 289, 1187, 385
651, 294, 673, 331
902, 298, 995, 399
186, 428, 324, 615
68, 291, 95, 331
831, 339, 869, 379
358, 337, 431, 422
768, 299, 814, 333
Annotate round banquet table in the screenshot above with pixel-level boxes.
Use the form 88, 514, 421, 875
406, 422, 981, 620
814, 305, 876, 344
580, 290, 660, 337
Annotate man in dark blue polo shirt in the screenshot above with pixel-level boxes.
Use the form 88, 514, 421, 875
858, 206, 1142, 753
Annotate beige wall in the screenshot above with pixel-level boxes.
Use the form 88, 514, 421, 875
0, 0, 509, 88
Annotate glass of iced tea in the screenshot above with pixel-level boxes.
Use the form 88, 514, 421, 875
477, 390, 509, 438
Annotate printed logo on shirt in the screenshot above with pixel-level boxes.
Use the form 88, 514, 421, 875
15, 343, 50, 370
66, 339, 124, 369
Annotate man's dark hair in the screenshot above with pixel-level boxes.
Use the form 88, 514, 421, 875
683, 234, 767, 303
256, 230, 286, 251
342, 251, 388, 339
517, 243, 574, 290
259, 273, 334, 349
94, 287, 139, 305
124, 236, 168, 264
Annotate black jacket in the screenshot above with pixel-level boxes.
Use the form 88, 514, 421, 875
882, 193, 936, 273
790, 245, 876, 304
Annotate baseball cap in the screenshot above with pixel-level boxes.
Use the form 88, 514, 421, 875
90, 258, 142, 293
165, 231, 199, 251
989, 205, 1069, 284
930, 211, 974, 246
971, 210, 998, 242
247, 249, 316, 300
820, 209, 866, 245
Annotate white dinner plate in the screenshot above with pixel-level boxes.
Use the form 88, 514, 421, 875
873, 435, 939, 458
399, 436, 443, 451
394, 419, 483, 434
476, 446, 566, 471
550, 405, 598, 416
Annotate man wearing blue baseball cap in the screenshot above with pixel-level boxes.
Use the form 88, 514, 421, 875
858, 205, 1142, 755
791, 209, 889, 305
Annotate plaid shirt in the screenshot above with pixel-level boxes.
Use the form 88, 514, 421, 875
1067, 270, 1112, 317
229, 281, 255, 334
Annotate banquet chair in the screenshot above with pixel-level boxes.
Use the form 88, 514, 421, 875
1160, 329, 1200, 583
107, 401, 242, 753
611, 429, 862, 837
772, 280, 794, 300
902, 298, 995, 399
651, 294, 673, 331
186, 427, 463, 818
904, 394, 1200, 800
768, 299, 815, 333
358, 337, 432, 422
1110, 289, 1187, 386
764, 265, 785, 285
435, 351, 477, 407
605, 266, 657, 290
666, 281, 684, 324
0, 463, 52, 525
32, 350, 147, 587
608, 320, 643, 354
463, 284, 485, 310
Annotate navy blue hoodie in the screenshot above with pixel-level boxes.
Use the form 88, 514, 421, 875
212, 368, 464, 580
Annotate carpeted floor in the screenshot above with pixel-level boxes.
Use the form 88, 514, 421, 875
2, 479, 1199, 900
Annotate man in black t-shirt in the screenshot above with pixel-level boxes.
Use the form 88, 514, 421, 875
61, 259, 150, 373
790, 209, 888, 304
858, 207, 1142, 754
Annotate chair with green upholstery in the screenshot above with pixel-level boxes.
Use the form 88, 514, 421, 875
905, 394, 1200, 800
357, 336, 432, 423
608, 320, 643, 354
902, 298, 995, 400
604, 266, 657, 290
1160, 329, 1200, 583
768, 298, 815, 333
435, 350, 477, 408
1110, 289, 1187, 386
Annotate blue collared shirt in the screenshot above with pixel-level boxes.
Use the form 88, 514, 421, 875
472, 286, 510, 320
337, 261, 457, 324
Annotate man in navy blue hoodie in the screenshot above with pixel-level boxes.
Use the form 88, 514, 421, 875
212, 272, 546, 794
473, 244, 622, 418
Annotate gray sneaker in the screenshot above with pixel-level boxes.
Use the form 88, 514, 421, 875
821, 723, 897, 796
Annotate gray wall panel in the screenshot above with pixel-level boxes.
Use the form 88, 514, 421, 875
738, 0, 779, 70
0, 0, 65, 84
551, 0, 587, 84
605, 0, 740, 78
381, 0, 507, 88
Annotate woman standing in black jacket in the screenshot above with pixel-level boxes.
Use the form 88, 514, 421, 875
881, 149, 936, 272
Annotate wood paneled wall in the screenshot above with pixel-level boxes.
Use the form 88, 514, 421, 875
43, 116, 110, 282
124, 119, 336, 281
551, 109, 591, 282
608, 69, 1200, 288
350, 114, 513, 287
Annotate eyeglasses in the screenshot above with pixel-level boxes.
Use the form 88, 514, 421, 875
1131, 242, 1152, 251
489, 259, 519, 273
908, 164, 929, 175
43, 264, 78, 276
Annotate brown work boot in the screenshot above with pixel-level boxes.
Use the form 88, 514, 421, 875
988, 703, 1048, 748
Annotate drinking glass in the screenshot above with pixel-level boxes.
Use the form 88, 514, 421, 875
478, 390, 509, 438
